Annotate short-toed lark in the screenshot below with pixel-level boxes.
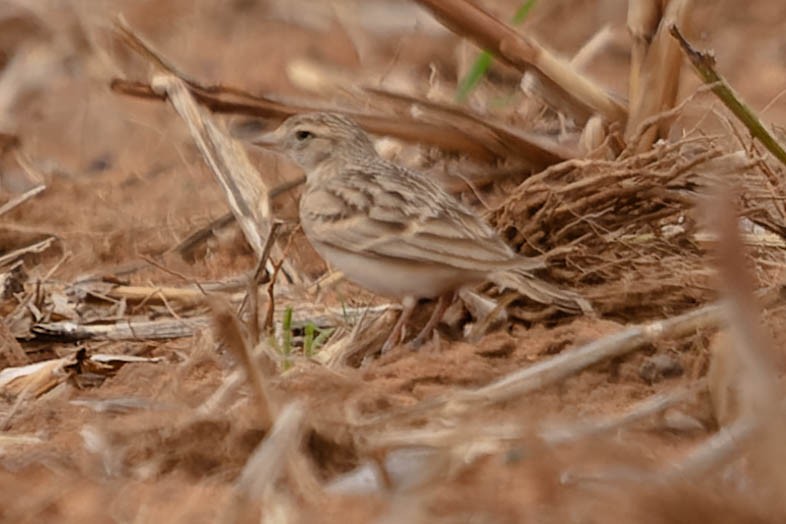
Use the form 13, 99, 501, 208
257, 112, 560, 352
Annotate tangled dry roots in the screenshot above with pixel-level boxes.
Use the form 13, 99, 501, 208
489, 137, 785, 320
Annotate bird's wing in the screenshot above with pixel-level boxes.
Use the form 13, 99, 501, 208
301, 164, 538, 271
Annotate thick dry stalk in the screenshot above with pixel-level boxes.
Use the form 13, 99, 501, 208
111, 78, 500, 161
151, 75, 273, 258
626, 0, 692, 151
627, 0, 662, 112
414, 0, 627, 123
364, 87, 575, 165
705, 189, 786, 491
111, 4, 617, 157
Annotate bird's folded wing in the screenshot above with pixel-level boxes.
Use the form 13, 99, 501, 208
303, 165, 543, 271
307, 211, 540, 271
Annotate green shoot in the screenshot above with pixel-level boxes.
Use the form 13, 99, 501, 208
276, 306, 293, 369
271, 307, 333, 366
304, 322, 315, 356
303, 322, 334, 358
455, 0, 537, 103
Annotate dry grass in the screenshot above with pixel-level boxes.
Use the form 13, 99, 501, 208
2, 0, 786, 522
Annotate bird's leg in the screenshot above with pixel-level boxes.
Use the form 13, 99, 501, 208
409, 291, 454, 349
381, 296, 416, 353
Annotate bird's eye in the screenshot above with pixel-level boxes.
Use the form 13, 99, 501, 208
295, 130, 314, 141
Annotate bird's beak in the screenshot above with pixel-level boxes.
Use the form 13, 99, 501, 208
251, 125, 285, 151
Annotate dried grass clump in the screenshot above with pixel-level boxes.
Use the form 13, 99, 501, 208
489, 137, 767, 318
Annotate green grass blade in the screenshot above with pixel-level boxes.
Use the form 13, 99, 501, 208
304, 322, 316, 357
455, 0, 537, 103
312, 327, 334, 351
456, 52, 494, 103
282, 306, 293, 357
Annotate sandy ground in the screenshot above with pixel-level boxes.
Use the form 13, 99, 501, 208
1, 0, 786, 522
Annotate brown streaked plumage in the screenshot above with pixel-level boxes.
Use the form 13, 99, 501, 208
256, 112, 551, 351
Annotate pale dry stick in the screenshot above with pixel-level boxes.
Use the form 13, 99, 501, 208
624, 82, 721, 156
368, 380, 704, 450
0, 184, 45, 217
0, 237, 56, 268
235, 402, 305, 494
541, 379, 707, 445
572, 25, 619, 70
154, 287, 182, 321
40, 251, 70, 283
138, 255, 211, 297
306, 269, 347, 295
31, 316, 210, 341
129, 285, 171, 315
664, 415, 757, 480
174, 212, 235, 258
708, 189, 786, 494
563, 411, 760, 486
195, 368, 244, 417
0, 434, 42, 447
760, 87, 786, 116
346, 382, 705, 496
107, 285, 211, 308
522, 24, 617, 125
34, 298, 429, 353
209, 295, 273, 428
225, 403, 307, 523
359, 286, 785, 426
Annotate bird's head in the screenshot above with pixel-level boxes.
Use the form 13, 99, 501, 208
254, 112, 376, 172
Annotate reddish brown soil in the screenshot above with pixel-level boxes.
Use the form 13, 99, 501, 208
1, 1, 786, 522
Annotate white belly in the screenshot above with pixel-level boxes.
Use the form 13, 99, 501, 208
311, 241, 483, 299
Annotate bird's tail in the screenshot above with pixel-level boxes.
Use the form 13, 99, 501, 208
489, 267, 593, 314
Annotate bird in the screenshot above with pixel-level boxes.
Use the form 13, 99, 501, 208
255, 112, 588, 352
